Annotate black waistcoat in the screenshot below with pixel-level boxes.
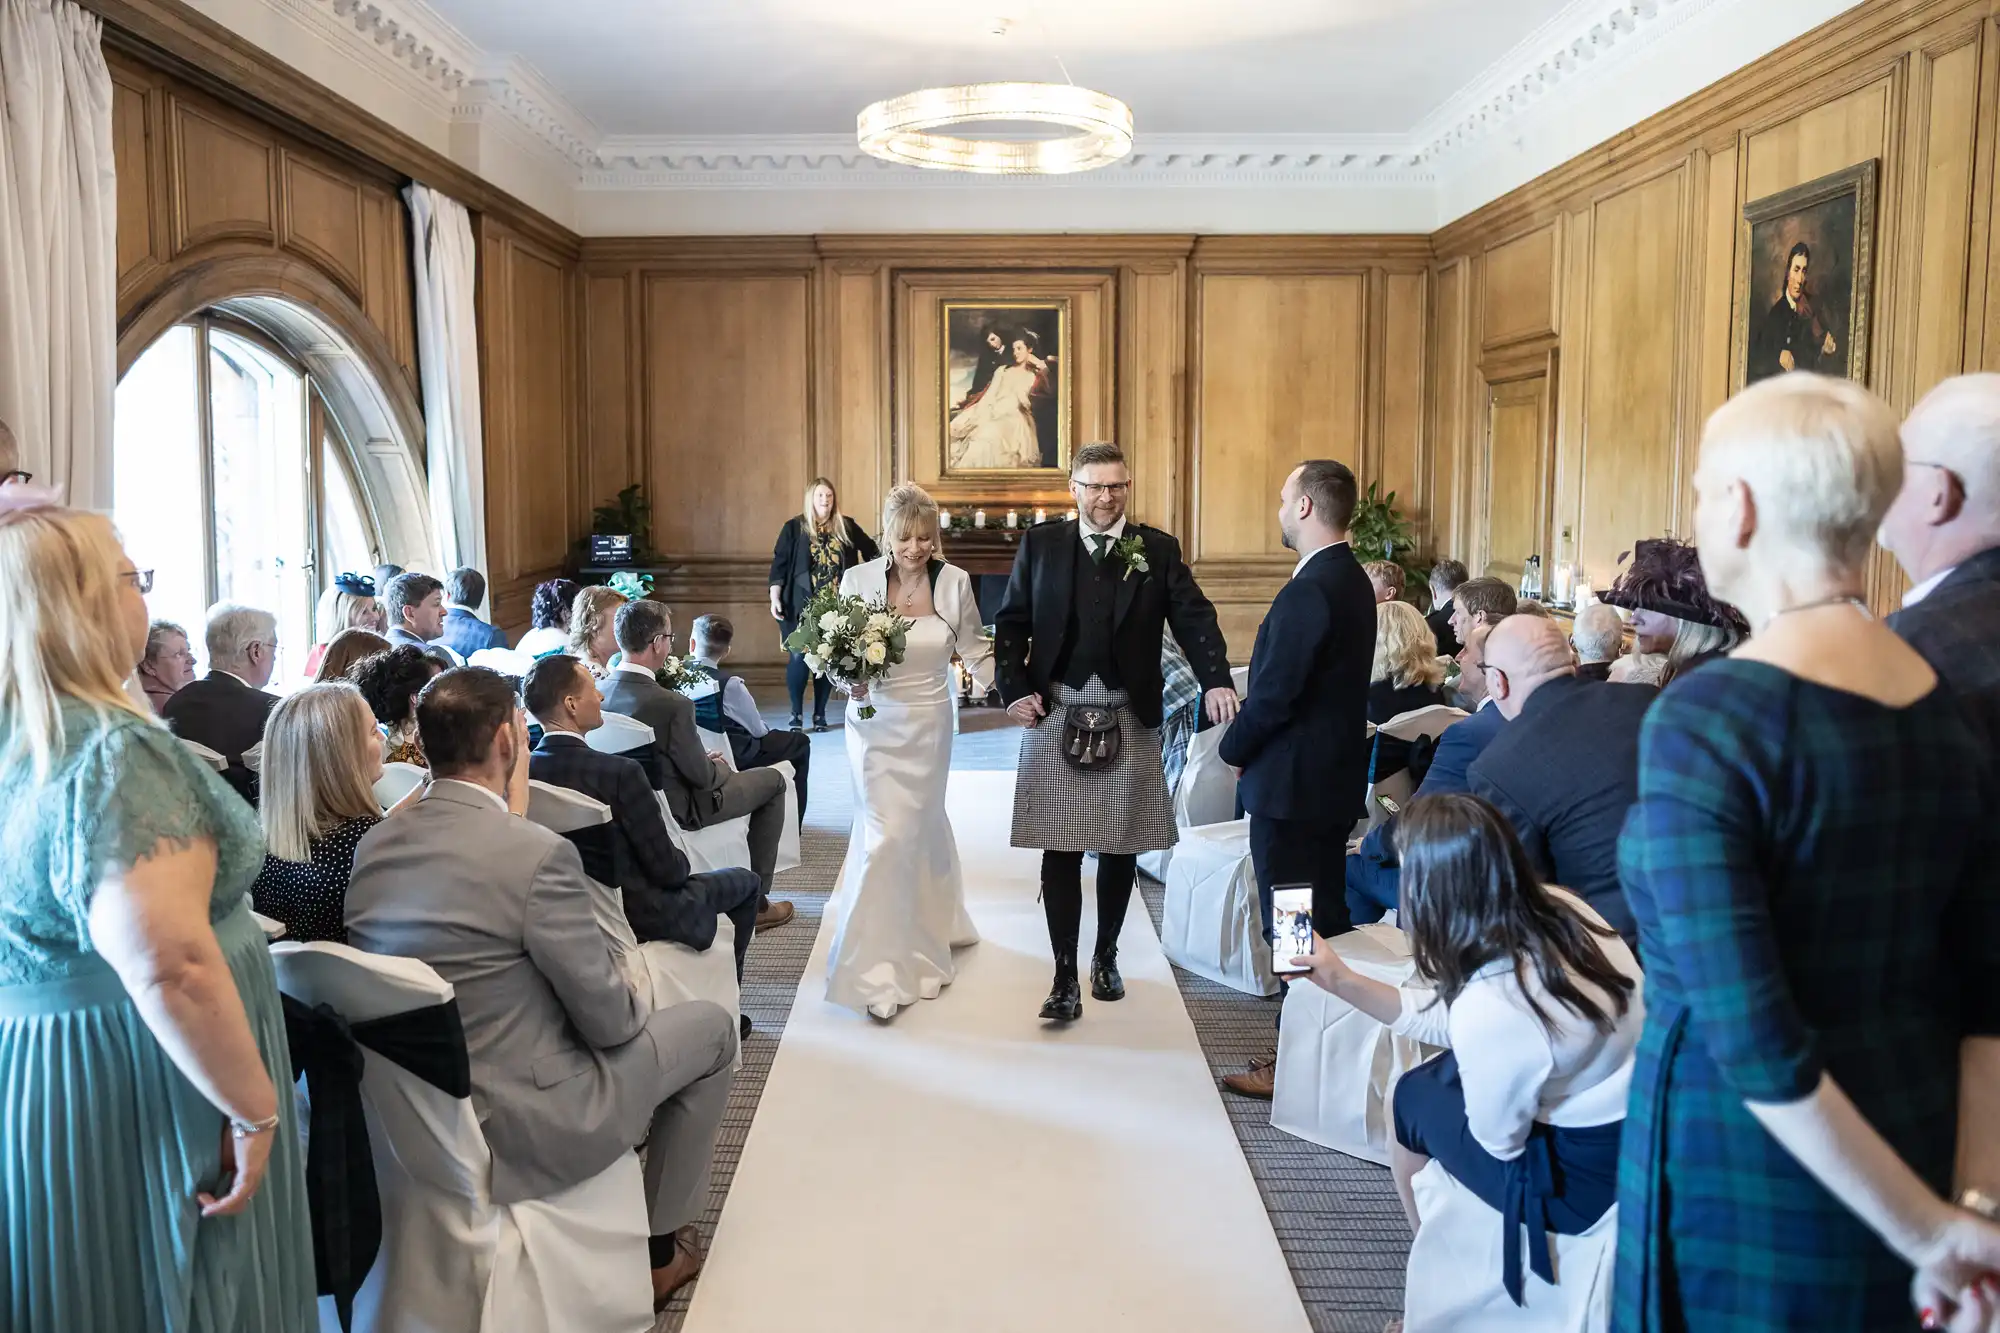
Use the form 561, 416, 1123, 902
1056, 534, 1123, 690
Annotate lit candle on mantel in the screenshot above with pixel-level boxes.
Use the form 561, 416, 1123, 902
1034, 507, 1048, 525
939, 509, 954, 528
1574, 574, 1594, 606
1551, 560, 1576, 607
1005, 510, 1019, 530
972, 509, 987, 530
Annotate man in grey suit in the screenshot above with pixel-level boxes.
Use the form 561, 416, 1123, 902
345, 667, 736, 1305
599, 599, 794, 932
1883, 373, 2000, 741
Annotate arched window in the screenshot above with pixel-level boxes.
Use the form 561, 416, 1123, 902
115, 314, 380, 681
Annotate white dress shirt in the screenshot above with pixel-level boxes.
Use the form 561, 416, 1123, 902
1902, 565, 1957, 608
1078, 515, 1127, 558
1292, 538, 1347, 579
1389, 888, 1644, 1161
612, 660, 656, 684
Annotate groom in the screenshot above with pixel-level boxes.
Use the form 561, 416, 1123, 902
995, 442, 1238, 1022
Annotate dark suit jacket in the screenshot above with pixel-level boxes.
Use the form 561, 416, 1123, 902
597, 668, 729, 828
161, 671, 278, 803
1426, 600, 1461, 656
1348, 700, 1509, 901
441, 607, 509, 660
769, 515, 879, 636
1575, 660, 1614, 683
1889, 546, 2000, 743
1219, 544, 1378, 822
387, 625, 458, 668
994, 519, 1230, 728
528, 734, 714, 951
1465, 675, 1655, 941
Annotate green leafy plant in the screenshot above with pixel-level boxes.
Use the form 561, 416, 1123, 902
588, 484, 659, 563
1349, 481, 1431, 600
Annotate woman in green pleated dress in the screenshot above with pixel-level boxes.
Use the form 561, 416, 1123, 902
0, 495, 314, 1332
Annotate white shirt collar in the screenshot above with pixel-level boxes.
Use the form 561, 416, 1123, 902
431, 778, 508, 813
214, 668, 260, 690
1292, 539, 1346, 578
613, 660, 657, 682
538, 724, 584, 739
1078, 515, 1127, 549
1902, 565, 1957, 608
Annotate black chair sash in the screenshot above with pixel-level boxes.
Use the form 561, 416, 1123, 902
282, 993, 472, 1330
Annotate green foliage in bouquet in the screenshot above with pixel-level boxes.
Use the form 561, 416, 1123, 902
781, 584, 912, 719
654, 655, 716, 693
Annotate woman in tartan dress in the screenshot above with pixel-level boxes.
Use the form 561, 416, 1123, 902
1614, 374, 2000, 1331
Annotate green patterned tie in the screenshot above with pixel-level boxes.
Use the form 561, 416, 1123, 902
1090, 533, 1112, 565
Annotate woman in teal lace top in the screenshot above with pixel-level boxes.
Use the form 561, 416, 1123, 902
0, 497, 313, 1330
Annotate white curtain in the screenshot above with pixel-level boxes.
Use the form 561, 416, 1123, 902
0, 0, 115, 508
404, 183, 487, 573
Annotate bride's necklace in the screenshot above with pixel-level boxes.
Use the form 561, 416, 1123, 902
1760, 593, 1871, 631
890, 565, 928, 613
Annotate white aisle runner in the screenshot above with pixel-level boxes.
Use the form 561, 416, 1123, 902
681, 770, 1311, 1333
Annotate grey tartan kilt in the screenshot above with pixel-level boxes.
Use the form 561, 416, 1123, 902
1011, 677, 1178, 855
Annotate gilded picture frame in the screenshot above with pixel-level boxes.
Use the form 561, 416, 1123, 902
1734, 160, 1877, 391
940, 300, 1071, 478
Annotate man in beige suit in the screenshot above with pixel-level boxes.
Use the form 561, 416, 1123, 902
345, 666, 736, 1305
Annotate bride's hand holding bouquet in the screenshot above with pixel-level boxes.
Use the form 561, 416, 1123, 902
782, 586, 911, 719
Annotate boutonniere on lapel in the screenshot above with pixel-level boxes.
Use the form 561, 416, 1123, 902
1111, 533, 1150, 581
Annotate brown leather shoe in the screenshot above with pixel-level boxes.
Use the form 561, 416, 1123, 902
1247, 1050, 1278, 1073
755, 900, 795, 933
1222, 1062, 1276, 1099
651, 1226, 704, 1309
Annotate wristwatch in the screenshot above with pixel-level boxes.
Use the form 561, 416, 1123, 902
230, 1112, 281, 1139
1957, 1188, 2000, 1223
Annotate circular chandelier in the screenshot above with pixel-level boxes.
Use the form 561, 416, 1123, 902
857, 82, 1134, 175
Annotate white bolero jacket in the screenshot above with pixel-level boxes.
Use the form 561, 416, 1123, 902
839, 557, 995, 694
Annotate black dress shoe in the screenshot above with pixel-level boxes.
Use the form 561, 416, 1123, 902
1039, 972, 1082, 1022
739, 1013, 753, 1041
788, 715, 804, 731
812, 715, 830, 733
1090, 953, 1125, 1002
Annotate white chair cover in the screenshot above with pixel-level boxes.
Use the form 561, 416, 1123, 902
270, 943, 652, 1333
699, 726, 801, 874
1158, 819, 1278, 997
1174, 723, 1238, 829
241, 741, 263, 773
1270, 923, 1439, 1164
1404, 1161, 1617, 1333
373, 762, 427, 812
469, 647, 535, 677
1359, 705, 1468, 831
1230, 664, 1250, 696
180, 738, 226, 771
525, 779, 611, 834
587, 711, 655, 755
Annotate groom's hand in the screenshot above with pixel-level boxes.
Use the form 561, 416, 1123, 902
1008, 694, 1047, 727
1204, 687, 1240, 726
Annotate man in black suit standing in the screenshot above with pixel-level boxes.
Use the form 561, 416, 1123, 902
1425, 558, 1468, 656
1883, 373, 2000, 740
1219, 461, 1377, 949
161, 602, 281, 804
996, 442, 1237, 1022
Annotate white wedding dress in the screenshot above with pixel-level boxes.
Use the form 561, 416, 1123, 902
825, 558, 993, 1019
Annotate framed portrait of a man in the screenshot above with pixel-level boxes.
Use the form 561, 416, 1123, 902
1736, 160, 1876, 390
942, 301, 1068, 474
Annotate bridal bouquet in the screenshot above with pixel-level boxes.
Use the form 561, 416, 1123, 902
654, 655, 715, 693
782, 585, 911, 719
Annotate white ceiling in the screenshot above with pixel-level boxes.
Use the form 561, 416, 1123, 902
414, 0, 1577, 140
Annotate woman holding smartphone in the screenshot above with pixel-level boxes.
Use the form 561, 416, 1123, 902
1293, 793, 1642, 1322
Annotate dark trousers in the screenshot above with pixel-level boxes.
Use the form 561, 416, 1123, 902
734, 728, 812, 819
1039, 851, 1138, 976
685, 868, 761, 982
785, 652, 832, 721
1249, 813, 1351, 943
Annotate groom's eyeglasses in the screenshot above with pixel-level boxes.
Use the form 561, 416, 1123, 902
1076, 483, 1130, 497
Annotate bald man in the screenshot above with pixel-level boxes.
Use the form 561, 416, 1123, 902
1462, 614, 1656, 943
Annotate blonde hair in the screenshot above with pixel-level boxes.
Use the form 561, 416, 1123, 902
1662, 616, 1740, 687
0, 500, 151, 781
260, 683, 381, 862
803, 476, 849, 541
568, 586, 628, 663
315, 585, 376, 642
881, 483, 940, 544
1371, 600, 1445, 690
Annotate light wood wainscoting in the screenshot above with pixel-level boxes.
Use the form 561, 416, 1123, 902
1431, 0, 2000, 611
575, 235, 1434, 672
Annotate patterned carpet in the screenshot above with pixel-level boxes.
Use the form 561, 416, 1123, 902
655, 703, 1407, 1333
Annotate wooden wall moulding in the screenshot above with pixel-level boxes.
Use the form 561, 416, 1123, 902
278, 149, 369, 303
1191, 234, 1435, 274
1480, 222, 1561, 350
168, 96, 278, 254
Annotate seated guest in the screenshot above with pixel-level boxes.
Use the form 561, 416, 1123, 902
251, 682, 383, 943
1599, 536, 1747, 687
345, 667, 736, 1305
312, 626, 391, 684
304, 573, 384, 677
384, 571, 460, 666
440, 566, 510, 660
1466, 615, 1653, 943
517, 578, 582, 657
687, 614, 811, 818
568, 585, 628, 677
372, 561, 403, 592
524, 658, 761, 1016
1443, 577, 1517, 710
1570, 603, 1624, 682
162, 602, 282, 803
1295, 793, 1639, 1314
601, 599, 793, 933
1882, 372, 2000, 740
351, 645, 443, 765
136, 619, 195, 714
1365, 560, 1406, 605
1369, 600, 1449, 783
1425, 558, 1468, 656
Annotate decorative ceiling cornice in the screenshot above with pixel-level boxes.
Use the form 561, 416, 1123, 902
321, 0, 477, 95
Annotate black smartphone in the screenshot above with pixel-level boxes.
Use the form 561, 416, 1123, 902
1271, 885, 1314, 975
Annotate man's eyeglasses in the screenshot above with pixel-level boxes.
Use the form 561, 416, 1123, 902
120, 568, 155, 594
1075, 482, 1130, 497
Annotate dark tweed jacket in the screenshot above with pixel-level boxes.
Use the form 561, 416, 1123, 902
1887, 545, 2000, 743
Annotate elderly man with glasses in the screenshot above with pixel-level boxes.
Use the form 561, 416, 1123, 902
160, 602, 282, 805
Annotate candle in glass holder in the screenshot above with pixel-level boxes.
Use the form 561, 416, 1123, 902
972, 509, 987, 530
1005, 510, 1019, 530
1551, 560, 1576, 607
1574, 575, 1593, 606
1034, 507, 1048, 525
939, 509, 954, 528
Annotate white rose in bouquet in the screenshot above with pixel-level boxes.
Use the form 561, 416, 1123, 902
863, 640, 888, 666
866, 612, 894, 634
818, 610, 844, 634
804, 652, 824, 673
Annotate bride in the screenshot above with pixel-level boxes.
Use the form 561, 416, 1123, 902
825, 483, 993, 1019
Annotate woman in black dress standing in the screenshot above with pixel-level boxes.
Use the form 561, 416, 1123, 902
769, 476, 879, 731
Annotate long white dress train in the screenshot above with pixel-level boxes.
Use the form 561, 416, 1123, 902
824, 559, 993, 1019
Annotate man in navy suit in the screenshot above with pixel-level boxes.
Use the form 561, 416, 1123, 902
1218, 460, 1378, 945
440, 567, 510, 660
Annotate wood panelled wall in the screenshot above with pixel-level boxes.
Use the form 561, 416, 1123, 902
575, 236, 1433, 671
1430, 0, 2000, 609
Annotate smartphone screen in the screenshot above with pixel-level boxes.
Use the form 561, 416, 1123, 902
1271, 885, 1315, 975
1375, 794, 1403, 817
